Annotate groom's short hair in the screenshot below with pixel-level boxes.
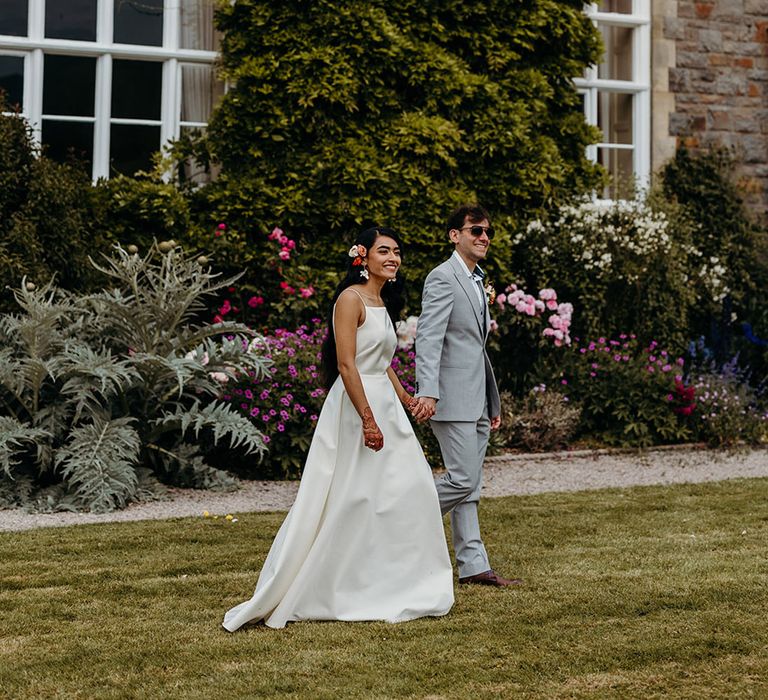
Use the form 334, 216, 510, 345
446, 204, 491, 235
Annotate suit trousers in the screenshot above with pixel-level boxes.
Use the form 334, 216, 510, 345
430, 404, 491, 578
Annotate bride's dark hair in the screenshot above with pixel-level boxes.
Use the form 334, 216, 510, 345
320, 226, 406, 389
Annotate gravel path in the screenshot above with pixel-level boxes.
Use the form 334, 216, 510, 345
1, 445, 766, 533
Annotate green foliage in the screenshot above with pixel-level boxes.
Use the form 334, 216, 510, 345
0, 108, 111, 311
179, 0, 603, 311
91, 174, 193, 253
0, 245, 271, 512
660, 146, 761, 313
550, 335, 693, 447
660, 146, 768, 376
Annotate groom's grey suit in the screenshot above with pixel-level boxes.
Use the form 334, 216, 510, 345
415, 252, 501, 578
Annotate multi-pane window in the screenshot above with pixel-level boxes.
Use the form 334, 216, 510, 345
0, 0, 221, 180
577, 0, 651, 198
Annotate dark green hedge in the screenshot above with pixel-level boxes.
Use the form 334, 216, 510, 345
185, 0, 603, 302
0, 109, 110, 310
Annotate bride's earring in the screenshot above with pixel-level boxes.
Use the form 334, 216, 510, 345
360, 264, 369, 280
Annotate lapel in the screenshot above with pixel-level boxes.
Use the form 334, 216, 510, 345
448, 255, 485, 336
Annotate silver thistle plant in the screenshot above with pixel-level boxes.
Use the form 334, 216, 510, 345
0, 242, 270, 513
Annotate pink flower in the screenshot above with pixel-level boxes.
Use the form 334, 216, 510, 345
247, 295, 264, 308
287, 240, 296, 250
539, 288, 557, 301
209, 371, 229, 383
279, 249, 291, 261
546, 299, 558, 311
489, 319, 498, 332
496, 293, 507, 306
213, 314, 224, 324
299, 286, 315, 299
662, 364, 672, 372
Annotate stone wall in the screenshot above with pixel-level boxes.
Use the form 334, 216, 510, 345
657, 0, 768, 217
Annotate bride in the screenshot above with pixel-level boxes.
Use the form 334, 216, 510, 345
222, 226, 454, 630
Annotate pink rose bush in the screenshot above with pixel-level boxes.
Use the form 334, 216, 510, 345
493, 284, 573, 346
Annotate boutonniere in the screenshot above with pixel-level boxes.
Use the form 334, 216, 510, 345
484, 282, 496, 305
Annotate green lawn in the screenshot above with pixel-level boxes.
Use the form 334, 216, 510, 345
2, 479, 768, 699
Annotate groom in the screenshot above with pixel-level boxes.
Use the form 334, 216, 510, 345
413, 204, 522, 587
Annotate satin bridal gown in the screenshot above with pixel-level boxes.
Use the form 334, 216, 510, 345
222, 298, 454, 630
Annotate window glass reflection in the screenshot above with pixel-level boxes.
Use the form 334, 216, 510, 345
597, 91, 633, 145
43, 55, 96, 116
45, 0, 97, 42
0, 0, 28, 37
110, 123, 160, 175
42, 119, 94, 167
112, 59, 162, 120
598, 24, 633, 81
0, 55, 24, 110
598, 147, 634, 198
598, 0, 633, 13
180, 0, 218, 51
114, 0, 164, 46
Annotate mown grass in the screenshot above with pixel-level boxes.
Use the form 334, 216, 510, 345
2, 478, 768, 699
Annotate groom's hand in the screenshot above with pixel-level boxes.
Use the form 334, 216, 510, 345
412, 396, 437, 423
490, 415, 501, 431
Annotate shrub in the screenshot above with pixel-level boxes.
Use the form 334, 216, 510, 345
660, 146, 768, 378
181, 0, 603, 309
552, 334, 693, 447
0, 244, 269, 512
495, 387, 581, 452
0, 109, 110, 310
511, 196, 720, 349
687, 355, 768, 447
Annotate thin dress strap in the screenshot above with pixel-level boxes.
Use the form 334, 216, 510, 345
346, 287, 367, 305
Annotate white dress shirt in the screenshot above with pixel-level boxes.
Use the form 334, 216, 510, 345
452, 250, 485, 308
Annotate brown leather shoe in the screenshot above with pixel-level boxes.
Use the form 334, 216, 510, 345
458, 569, 523, 587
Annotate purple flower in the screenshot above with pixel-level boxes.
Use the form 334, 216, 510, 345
277, 423, 285, 432
260, 390, 270, 400
244, 389, 253, 399
263, 435, 271, 444
250, 407, 260, 417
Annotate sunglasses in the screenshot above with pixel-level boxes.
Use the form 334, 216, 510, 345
460, 225, 495, 240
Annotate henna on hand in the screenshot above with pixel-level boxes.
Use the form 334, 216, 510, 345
361, 407, 384, 451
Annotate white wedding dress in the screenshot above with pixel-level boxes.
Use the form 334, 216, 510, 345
222, 299, 454, 630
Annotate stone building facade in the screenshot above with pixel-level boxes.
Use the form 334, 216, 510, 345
653, 0, 768, 218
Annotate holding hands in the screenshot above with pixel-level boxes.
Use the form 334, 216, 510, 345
408, 396, 436, 423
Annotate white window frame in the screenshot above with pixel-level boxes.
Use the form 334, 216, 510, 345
0, 0, 218, 180
576, 0, 651, 194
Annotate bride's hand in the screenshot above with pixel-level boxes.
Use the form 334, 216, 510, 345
361, 407, 384, 452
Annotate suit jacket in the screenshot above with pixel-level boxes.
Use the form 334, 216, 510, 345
415, 255, 501, 422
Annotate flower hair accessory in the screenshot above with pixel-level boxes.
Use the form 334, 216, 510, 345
348, 244, 366, 267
